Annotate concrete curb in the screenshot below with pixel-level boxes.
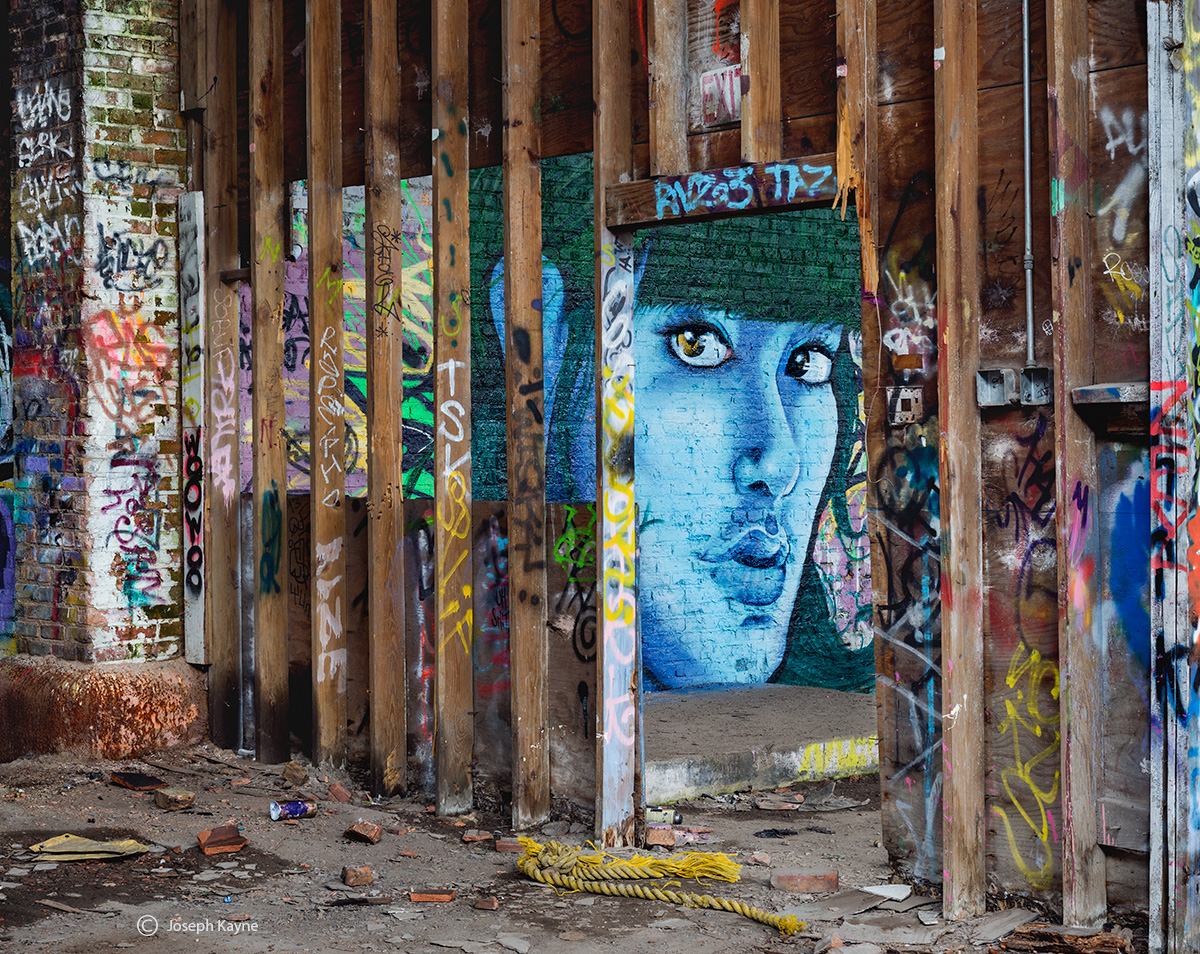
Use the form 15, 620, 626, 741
645, 735, 879, 803
0, 654, 207, 763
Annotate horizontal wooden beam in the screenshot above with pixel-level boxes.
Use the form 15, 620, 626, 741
605, 154, 837, 228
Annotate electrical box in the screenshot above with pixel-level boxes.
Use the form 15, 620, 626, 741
1020, 366, 1052, 405
886, 386, 923, 425
976, 368, 1019, 407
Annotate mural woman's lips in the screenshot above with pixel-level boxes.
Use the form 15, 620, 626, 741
701, 525, 790, 607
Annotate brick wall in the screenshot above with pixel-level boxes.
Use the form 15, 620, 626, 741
9, 0, 184, 662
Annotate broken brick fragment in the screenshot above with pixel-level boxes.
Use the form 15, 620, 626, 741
770, 867, 839, 893
344, 820, 384, 843
474, 895, 500, 910
342, 865, 374, 887
327, 782, 352, 802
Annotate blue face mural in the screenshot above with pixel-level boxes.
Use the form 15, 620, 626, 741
471, 156, 873, 694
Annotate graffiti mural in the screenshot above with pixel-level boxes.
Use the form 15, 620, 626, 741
468, 155, 873, 694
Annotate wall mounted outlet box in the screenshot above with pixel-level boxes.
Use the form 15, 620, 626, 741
886, 386, 923, 425
1020, 366, 1052, 405
976, 368, 1019, 407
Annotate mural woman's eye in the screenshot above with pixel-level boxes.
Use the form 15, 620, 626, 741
786, 346, 833, 385
666, 326, 732, 368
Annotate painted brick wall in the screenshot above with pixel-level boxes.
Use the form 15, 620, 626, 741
9, 0, 184, 662
10, 0, 88, 659
80, 0, 185, 660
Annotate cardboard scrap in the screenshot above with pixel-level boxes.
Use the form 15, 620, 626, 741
111, 771, 167, 792
839, 911, 951, 946
29, 834, 151, 862
970, 908, 1038, 944
779, 889, 886, 923
197, 824, 247, 856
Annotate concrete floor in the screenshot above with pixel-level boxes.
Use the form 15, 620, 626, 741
642, 685, 880, 803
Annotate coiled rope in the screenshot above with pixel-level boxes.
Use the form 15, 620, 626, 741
515, 838, 804, 936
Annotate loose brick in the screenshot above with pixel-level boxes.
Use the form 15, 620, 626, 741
410, 887, 456, 903
342, 865, 374, 887
770, 868, 839, 894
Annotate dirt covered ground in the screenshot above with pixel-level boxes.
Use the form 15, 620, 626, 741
0, 746, 1137, 954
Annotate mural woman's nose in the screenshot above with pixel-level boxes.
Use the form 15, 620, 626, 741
731, 374, 801, 500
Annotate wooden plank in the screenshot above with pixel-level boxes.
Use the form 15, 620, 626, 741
203, 0, 243, 752
933, 0, 985, 920
1047, 0, 1106, 926
605, 153, 838, 228
364, 0, 408, 798
740, 0, 781, 161
178, 193, 207, 666
180, 0, 204, 114
503, 0, 550, 829
307, 0, 348, 769
1148, 3, 1190, 951
594, 0, 638, 849
648, 0, 687, 175
250, 0, 290, 766
432, 0, 475, 815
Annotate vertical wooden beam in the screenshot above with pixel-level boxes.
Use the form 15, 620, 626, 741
250, 0, 289, 764
647, 0, 687, 176
503, 0, 550, 828
1149, 2, 1189, 950
594, 0, 639, 849
179, 193, 207, 666
1047, 0, 1105, 928
739, 0, 781, 162
364, 0, 408, 797
307, 0, 347, 769
933, 0, 985, 920
203, 0, 242, 752
432, 0, 474, 814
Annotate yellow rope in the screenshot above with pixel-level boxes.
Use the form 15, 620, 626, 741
516, 839, 804, 937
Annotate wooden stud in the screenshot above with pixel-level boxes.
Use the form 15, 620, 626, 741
1047, 0, 1106, 927
739, 0, 781, 162
203, 0, 242, 752
933, 0, 985, 920
250, 0, 289, 764
647, 0, 688, 176
364, 0, 408, 797
432, 0, 475, 815
180, 0, 204, 115
307, 0, 348, 769
604, 155, 838, 229
503, 0, 550, 828
1148, 2, 1188, 950
178, 192, 206, 666
593, 0, 639, 849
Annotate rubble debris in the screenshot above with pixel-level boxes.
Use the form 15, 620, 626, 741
281, 761, 309, 787
756, 796, 806, 810
398, 849, 421, 859
645, 826, 678, 848
197, 824, 248, 855
991, 922, 1134, 953
461, 830, 493, 843
327, 894, 394, 906
878, 893, 938, 913
111, 771, 167, 792
770, 867, 839, 893
410, 887, 457, 903
780, 889, 887, 922
328, 781, 352, 802
917, 909, 940, 925
748, 851, 771, 866
344, 820, 384, 844
473, 895, 500, 910
153, 787, 195, 811
839, 910, 951, 946
29, 834, 151, 862
794, 782, 869, 813
38, 899, 116, 916
342, 865, 375, 887
814, 933, 844, 953
495, 838, 524, 853
970, 908, 1038, 943
861, 883, 911, 901
496, 934, 531, 954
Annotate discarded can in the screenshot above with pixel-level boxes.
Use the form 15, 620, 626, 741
269, 799, 318, 821
645, 805, 682, 825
